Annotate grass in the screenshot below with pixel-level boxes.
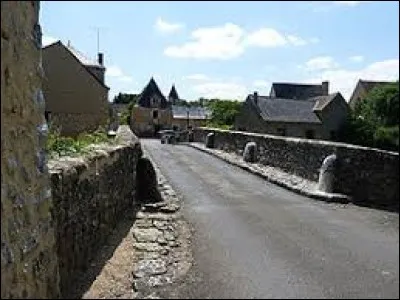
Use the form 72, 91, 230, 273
46, 126, 117, 158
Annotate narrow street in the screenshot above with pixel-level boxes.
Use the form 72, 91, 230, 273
142, 139, 399, 299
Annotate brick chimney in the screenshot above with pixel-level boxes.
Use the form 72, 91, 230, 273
322, 81, 329, 95
98, 53, 104, 66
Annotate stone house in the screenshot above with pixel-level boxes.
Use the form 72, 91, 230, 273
131, 77, 173, 137
42, 40, 110, 136
348, 79, 395, 109
235, 81, 349, 140
131, 79, 210, 136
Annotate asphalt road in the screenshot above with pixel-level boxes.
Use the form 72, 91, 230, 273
141, 139, 399, 299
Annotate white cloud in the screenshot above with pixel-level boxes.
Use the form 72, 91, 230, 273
184, 74, 210, 81
244, 28, 287, 48
303, 56, 339, 71
287, 35, 308, 46
252, 80, 269, 87
106, 65, 133, 82
302, 59, 399, 100
154, 17, 184, 34
192, 81, 248, 99
42, 35, 58, 47
164, 23, 316, 60
164, 23, 245, 60
106, 66, 124, 77
349, 55, 364, 63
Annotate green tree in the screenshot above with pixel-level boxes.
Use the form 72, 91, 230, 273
205, 99, 242, 129
339, 81, 399, 151
113, 93, 139, 104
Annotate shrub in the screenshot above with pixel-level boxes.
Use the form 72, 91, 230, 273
46, 126, 113, 158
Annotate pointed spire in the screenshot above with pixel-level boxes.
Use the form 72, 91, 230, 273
168, 84, 179, 104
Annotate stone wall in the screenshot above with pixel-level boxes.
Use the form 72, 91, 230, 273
193, 128, 399, 209
49, 112, 108, 137
48, 127, 142, 296
1, 1, 60, 298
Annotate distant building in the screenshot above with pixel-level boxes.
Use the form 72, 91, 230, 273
235, 81, 349, 140
42, 40, 109, 136
348, 79, 396, 109
171, 105, 210, 130
131, 77, 172, 137
130, 79, 210, 136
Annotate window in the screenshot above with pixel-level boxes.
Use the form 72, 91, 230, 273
305, 130, 315, 139
277, 128, 286, 136
153, 110, 158, 119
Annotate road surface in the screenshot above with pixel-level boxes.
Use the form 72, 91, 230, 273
142, 139, 399, 299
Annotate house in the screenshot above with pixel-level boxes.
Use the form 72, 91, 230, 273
235, 81, 349, 140
130, 77, 173, 136
348, 79, 396, 109
42, 40, 110, 136
130, 79, 210, 136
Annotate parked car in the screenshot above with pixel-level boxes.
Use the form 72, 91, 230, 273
159, 130, 178, 144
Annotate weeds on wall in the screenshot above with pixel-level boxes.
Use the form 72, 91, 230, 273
46, 126, 116, 158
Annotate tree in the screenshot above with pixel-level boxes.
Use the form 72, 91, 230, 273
205, 99, 242, 129
339, 81, 399, 151
113, 93, 139, 104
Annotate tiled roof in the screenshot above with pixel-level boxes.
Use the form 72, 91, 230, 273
172, 105, 211, 119
271, 83, 324, 100
249, 95, 321, 124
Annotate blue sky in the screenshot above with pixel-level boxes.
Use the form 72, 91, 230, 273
40, 1, 399, 102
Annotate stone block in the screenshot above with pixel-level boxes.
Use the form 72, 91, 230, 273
205, 132, 215, 148
243, 142, 257, 163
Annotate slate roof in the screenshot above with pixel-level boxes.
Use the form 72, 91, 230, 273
310, 93, 339, 111
168, 85, 179, 101
137, 77, 168, 108
248, 94, 321, 124
172, 105, 211, 120
271, 82, 324, 100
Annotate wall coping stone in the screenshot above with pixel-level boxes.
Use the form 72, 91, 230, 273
197, 127, 399, 155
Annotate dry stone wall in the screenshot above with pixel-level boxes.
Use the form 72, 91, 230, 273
48, 127, 142, 296
193, 128, 399, 209
1, 1, 60, 298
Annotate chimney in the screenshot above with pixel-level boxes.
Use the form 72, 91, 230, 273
98, 53, 104, 66
253, 91, 258, 104
322, 81, 329, 96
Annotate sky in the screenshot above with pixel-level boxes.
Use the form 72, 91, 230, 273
40, 1, 399, 102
